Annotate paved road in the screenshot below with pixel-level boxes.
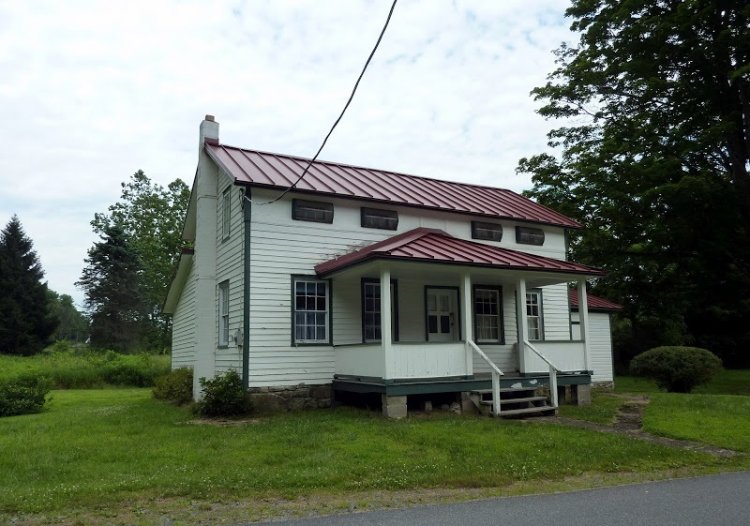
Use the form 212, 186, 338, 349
248, 471, 750, 525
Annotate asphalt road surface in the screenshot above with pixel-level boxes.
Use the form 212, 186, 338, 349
248, 471, 750, 526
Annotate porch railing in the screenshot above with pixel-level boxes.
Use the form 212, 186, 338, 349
467, 340, 504, 416
523, 340, 560, 408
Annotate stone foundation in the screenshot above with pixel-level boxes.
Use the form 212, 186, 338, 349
248, 384, 332, 414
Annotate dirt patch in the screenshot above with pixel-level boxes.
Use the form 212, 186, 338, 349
613, 396, 649, 432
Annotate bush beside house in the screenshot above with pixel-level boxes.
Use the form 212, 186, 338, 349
630, 346, 722, 393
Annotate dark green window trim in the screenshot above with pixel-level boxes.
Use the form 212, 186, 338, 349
291, 275, 332, 346
472, 284, 504, 344
516, 226, 545, 246
423, 286, 461, 342
292, 199, 334, 224
471, 221, 503, 242
361, 278, 399, 343
218, 280, 230, 348
221, 187, 231, 241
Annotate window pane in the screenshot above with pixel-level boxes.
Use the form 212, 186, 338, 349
440, 315, 450, 333
317, 297, 326, 311
428, 315, 438, 333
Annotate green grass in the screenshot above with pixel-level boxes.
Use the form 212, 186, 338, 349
0, 349, 170, 388
0, 389, 734, 517
642, 393, 750, 452
558, 391, 625, 424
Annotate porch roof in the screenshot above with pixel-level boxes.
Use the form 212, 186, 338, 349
315, 228, 604, 278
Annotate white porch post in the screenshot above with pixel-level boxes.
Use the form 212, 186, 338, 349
380, 266, 393, 380
577, 281, 591, 371
460, 271, 473, 376
516, 277, 528, 372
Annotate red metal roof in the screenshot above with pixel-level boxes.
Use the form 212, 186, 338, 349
315, 228, 603, 277
569, 288, 622, 312
206, 144, 581, 229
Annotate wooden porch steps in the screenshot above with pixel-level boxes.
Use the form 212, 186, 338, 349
470, 386, 556, 418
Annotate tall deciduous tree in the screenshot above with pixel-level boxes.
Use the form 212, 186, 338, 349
47, 290, 89, 343
91, 170, 190, 349
0, 216, 58, 355
77, 223, 147, 352
518, 1, 750, 368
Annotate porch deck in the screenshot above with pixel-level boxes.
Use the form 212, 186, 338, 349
332, 371, 591, 396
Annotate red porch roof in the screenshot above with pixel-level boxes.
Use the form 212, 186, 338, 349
205, 144, 581, 229
315, 228, 603, 277
569, 289, 622, 312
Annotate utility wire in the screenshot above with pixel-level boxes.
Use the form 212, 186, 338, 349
254, 0, 398, 206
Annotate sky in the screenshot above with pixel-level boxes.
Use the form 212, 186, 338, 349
0, 0, 576, 307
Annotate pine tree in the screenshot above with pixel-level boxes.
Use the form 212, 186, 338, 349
76, 223, 148, 352
0, 215, 58, 355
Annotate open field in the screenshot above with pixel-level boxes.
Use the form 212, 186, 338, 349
0, 349, 169, 388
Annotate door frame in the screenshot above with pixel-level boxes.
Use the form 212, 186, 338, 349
423, 286, 461, 342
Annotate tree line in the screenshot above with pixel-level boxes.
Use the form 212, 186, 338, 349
0, 171, 188, 355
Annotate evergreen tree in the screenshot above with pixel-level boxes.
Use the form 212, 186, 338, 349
0, 215, 58, 355
518, 1, 750, 368
76, 223, 148, 352
91, 170, 190, 349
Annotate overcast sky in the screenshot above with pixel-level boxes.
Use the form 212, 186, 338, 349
0, 0, 576, 306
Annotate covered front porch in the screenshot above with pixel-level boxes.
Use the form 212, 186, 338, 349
315, 228, 602, 417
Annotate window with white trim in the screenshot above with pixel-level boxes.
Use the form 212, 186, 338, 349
221, 188, 231, 240
218, 280, 230, 346
473, 286, 503, 343
293, 278, 329, 344
526, 290, 543, 341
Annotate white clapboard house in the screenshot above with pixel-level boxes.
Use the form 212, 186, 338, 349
163, 116, 617, 418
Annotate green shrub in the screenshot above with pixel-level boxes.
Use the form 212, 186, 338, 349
153, 368, 194, 405
0, 376, 50, 417
196, 370, 252, 417
630, 346, 722, 393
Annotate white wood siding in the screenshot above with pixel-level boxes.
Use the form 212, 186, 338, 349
541, 284, 572, 341
246, 187, 573, 386
214, 172, 244, 374
171, 262, 196, 369
572, 312, 614, 383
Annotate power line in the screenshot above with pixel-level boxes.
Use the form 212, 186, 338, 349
254, 0, 398, 206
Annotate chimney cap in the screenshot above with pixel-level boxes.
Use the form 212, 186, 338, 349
205, 114, 215, 122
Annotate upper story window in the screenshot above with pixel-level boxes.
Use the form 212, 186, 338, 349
471, 221, 503, 242
293, 277, 330, 344
292, 199, 334, 224
516, 226, 545, 246
221, 188, 231, 240
361, 207, 398, 230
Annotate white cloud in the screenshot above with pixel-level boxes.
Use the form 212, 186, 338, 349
0, 0, 575, 306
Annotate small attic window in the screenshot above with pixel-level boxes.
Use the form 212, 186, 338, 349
516, 226, 545, 246
292, 199, 334, 224
361, 207, 398, 230
471, 221, 503, 242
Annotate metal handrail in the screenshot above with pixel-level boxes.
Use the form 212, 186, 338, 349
468, 340, 504, 417
523, 340, 560, 408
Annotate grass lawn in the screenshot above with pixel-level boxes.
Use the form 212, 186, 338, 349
1, 389, 742, 525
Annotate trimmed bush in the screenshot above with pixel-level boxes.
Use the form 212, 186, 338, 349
196, 370, 252, 417
153, 368, 194, 405
630, 346, 722, 393
0, 376, 50, 417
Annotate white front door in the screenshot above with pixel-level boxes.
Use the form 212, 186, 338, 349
426, 288, 457, 342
